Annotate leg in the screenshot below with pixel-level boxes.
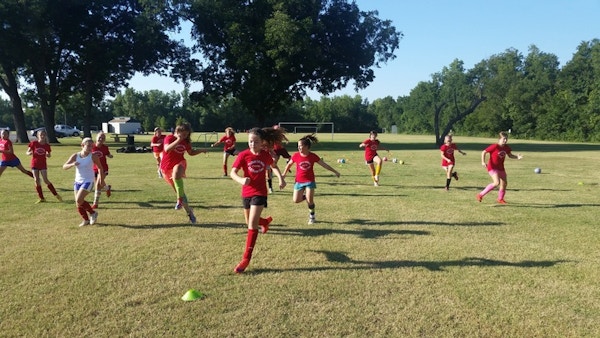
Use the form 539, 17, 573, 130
32, 169, 45, 201
17, 164, 33, 177
235, 205, 264, 273
305, 188, 316, 224
477, 172, 500, 201
292, 187, 306, 203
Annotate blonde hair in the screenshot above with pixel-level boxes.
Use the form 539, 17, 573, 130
81, 137, 93, 145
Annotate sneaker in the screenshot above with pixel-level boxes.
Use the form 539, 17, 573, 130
35, 198, 46, 204
373, 182, 379, 187
158, 169, 163, 178
234, 259, 250, 273
222, 173, 228, 177
453, 172, 459, 181
444, 187, 449, 191
89, 211, 98, 225
260, 216, 273, 234
79, 220, 90, 227
91, 204, 98, 209
308, 216, 315, 224
106, 185, 112, 197
476, 194, 483, 202
55, 194, 63, 202
268, 187, 273, 194
374, 175, 379, 183
189, 213, 197, 224
497, 199, 507, 204
175, 198, 183, 210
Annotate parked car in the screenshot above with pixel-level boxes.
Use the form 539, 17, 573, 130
54, 124, 80, 137
31, 127, 66, 138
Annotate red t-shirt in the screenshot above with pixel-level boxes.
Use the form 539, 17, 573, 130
232, 149, 273, 198
362, 139, 380, 161
0, 139, 17, 162
440, 143, 457, 166
160, 135, 192, 171
485, 144, 512, 171
219, 135, 236, 151
290, 152, 321, 183
151, 134, 166, 153
92, 144, 111, 173
28, 140, 51, 169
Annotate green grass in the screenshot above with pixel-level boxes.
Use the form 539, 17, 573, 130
1, 133, 599, 337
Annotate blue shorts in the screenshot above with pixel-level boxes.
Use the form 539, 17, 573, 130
0, 158, 21, 167
74, 181, 94, 192
294, 181, 317, 190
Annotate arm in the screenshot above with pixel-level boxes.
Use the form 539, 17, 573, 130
359, 142, 366, 148
62, 154, 78, 170
92, 154, 106, 188
230, 166, 249, 186
508, 153, 523, 160
481, 150, 488, 167
282, 159, 295, 179
26, 145, 33, 156
317, 160, 340, 177
270, 163, 287, 190
188, 148, 207, 156
441, 150, 452, 163
163, 136, 181, 153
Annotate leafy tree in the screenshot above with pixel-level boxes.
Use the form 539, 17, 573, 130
185, 0, 401, 122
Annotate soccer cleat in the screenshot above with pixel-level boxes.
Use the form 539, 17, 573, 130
175, 198, 183, 210
373, 182, 379, 187
35, 198, 46, 204
91, 204, 98, 209
497, 199, 507, 204
476, 194, 483, 202
444, 187, 449, 191
89, 212, 98, 225
79, 220, 90, 227
268, 187, 273, 194
55, 194, 63, 202
234, 259, 250, 273
308, 216, 316, 225
188, 213, 197, 224
453, 172, 459, 181
222, 173, 228, 177
260, 216, 273, 234
106, 185, 112, 197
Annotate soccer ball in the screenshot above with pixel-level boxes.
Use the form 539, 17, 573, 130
534, 167, 541, 174
383, 156, 388, 161
392, 158, 398, 163
399, 160, 404, 165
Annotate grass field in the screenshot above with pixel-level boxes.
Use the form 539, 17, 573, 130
1, 133, 599, 337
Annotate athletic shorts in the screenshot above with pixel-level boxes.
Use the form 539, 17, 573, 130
32, 166, 48, 171
274, 148, 291, 159
0, 158, 21, 167
242, 196, 268, 209
74, 181, 94, 192
365, 153, 378, 164
225, 148, 236, 156
153, 151, 162, 160
488, 169, 507, 180
294, 181, 317, 190
161, 160, 187, 185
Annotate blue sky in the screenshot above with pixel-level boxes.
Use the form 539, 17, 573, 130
129, 0, 599, 101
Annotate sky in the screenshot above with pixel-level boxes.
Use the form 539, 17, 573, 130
127, 0, 600, 101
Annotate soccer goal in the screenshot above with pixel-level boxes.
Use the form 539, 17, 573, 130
196, 131, 219, 147
277, 122, 334, 140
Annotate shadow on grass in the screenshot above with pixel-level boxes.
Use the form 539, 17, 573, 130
109, 221, 244, 230
252, 254, 571, 273
508, 203, 600, 209
337, 219, 505, 227
272, 226, 430, 239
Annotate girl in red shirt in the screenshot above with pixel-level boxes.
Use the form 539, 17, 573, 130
440, 134, 466, 191
477, 131, 523, 204
359, 130, 388, 186
161, 123, 207, 224
27, 129, 62, 203
230, 127, 287, 273
92, 132, 113, 209
0, 129, 33, 179
150, 127, 166, 178
211, 127, 237, 176
283, 134, 340, 224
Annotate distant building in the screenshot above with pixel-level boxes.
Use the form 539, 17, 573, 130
102, 117, 142, 135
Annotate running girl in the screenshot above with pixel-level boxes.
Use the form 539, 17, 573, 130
211, 127, 237, 176
26, 129, 62, 203
359, 130, 388, 186
440, 134, 466, 190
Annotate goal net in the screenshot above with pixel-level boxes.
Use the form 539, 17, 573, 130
277, 122, 334, 140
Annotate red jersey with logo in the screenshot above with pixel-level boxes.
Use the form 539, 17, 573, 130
218, 134, 236, 151
92, 144, 111, 173
232, 149, 273, 198
0, 138, 17, 162
291, 152, 321, 183
440, 143, 457, 166
362, 139, 380, 161
151, 134, 166, 153
160, 135, 192, 170
28, 140, 51, 169
485, 144, 512, 171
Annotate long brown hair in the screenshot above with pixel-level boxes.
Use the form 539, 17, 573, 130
299, 134, 319, 149
175, 123, 192, 143
248, 127, 286, 148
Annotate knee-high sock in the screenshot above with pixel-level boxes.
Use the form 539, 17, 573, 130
77, 206, 89, 220
243, 229, 259, 260
82, 201, 94, 214
174, 178, 186, 200
375, 164, 381, 176
446, 178, 451, 188
498, 189, 506, 200
308, 204, 315, 217
35, 185, 44, 199
47, 183, 58, 195
94, 190, 101, 204
480, 183, 496, 196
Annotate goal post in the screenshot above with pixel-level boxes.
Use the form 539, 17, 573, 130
278, 122, 334, 140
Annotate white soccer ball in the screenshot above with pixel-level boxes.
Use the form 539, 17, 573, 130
534, 167, 541, 174
392, 158, 398, 163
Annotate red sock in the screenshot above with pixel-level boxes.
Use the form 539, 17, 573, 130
223, 164, 227, 174
82, 201, 94, 214
47, 183, 58, 195
243, 229, 259, 260
77, 206, 89, 220
35, 185, 44, 199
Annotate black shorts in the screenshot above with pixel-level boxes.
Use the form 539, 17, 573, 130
225, 148, 236, 156
242, 196, 268, 209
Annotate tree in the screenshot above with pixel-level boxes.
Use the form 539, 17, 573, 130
185, 0, 401, 122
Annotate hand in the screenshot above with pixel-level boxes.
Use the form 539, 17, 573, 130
243, 177, 250, 185
516, 154, 523, 160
